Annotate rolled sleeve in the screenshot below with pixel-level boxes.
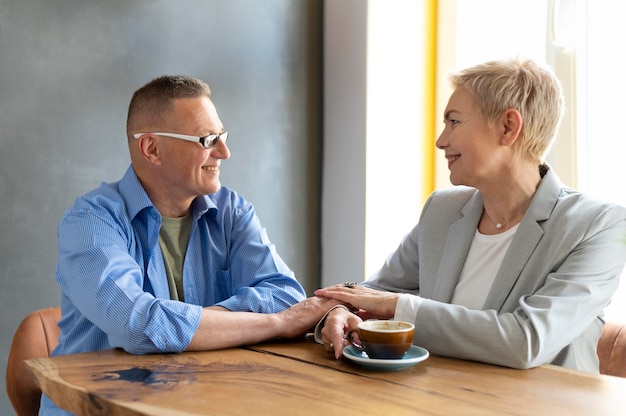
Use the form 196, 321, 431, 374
141, 301, 202, 353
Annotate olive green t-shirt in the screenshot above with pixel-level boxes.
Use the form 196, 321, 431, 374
158, 212, 192, 302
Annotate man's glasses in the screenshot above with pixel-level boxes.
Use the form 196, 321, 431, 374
133, 132, 229, 149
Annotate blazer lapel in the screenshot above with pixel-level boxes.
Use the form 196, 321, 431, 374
483, 168, 561, 311
482, 219, 545, 311
432, 191, 484, 302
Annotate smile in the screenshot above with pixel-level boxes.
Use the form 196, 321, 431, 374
446, 155, 460, 166
202, 166, 218, 171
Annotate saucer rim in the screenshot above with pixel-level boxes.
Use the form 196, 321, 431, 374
342, 344, 429, 369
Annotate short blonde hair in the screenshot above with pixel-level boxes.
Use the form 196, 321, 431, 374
449, 58, 565, 162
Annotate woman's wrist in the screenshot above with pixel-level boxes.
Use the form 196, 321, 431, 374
313, 304, 352, 343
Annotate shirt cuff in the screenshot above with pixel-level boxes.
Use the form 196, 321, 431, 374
313, 305, 351, 343
393, 293, 423, 323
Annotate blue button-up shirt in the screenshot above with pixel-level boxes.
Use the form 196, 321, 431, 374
41, 166, 306, 414
53, 166, 305, 355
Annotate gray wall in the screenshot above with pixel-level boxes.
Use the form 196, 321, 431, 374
0, 1, 322, 414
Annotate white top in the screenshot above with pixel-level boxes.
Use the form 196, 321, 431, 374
395, 225, 518, 320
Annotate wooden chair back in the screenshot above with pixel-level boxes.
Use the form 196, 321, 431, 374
6, 307, 62, 416
598, 321, 626, 378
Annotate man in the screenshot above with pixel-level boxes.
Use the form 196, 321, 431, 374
41, 75, 336, 415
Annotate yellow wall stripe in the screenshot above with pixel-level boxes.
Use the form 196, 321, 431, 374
422, 0, 438, 202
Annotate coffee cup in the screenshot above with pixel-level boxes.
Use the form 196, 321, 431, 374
347, 320, 415, 359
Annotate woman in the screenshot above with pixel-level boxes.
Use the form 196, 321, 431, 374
315, 58, 626, 372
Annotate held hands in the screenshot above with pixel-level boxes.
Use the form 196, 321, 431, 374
277, 296, 342, 339
315, 283, 402, 359
275, 284, 402, 357
314, 284, 400, 320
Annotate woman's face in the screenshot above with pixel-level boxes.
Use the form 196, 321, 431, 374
435, 86, 503, 187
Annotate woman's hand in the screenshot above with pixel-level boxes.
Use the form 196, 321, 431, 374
315, 284, 401, 320
321, 306, 363, 359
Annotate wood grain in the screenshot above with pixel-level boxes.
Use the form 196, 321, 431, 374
25, 338, 626, 415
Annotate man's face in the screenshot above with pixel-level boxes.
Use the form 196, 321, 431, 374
155, 96, 230, 203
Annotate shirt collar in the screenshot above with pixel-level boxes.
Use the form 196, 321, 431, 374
119, 166, 218, 221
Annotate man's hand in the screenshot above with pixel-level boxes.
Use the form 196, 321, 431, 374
277, 296, 342, 339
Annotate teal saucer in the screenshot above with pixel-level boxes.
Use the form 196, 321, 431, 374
342, 345, 429, 370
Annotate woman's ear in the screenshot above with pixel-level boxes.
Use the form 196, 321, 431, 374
501, 108, 523, 146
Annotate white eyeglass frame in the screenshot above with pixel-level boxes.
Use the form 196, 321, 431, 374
133, 131, 229, 149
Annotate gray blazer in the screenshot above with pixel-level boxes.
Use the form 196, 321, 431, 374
366, 166, 626, 371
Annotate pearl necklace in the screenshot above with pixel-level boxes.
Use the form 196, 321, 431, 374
484, 214, 509, 229
483, 202, 528, 230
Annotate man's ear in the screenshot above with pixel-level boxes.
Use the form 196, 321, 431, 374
138, 134, 162, 165
501, 108, 523, 146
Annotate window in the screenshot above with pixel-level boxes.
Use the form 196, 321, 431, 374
578, 1, 626, 320
322, 0, 431, 286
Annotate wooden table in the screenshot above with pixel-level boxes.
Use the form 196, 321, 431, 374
26, 336, 626, 415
